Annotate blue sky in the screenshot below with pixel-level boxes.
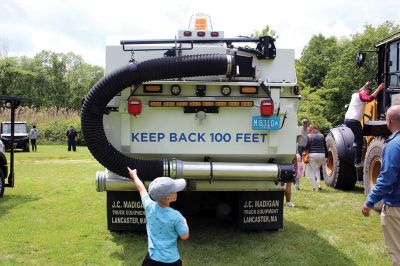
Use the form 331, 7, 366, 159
1, 0, 399, 66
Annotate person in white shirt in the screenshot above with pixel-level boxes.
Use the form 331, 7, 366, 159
344, 81, 384, 167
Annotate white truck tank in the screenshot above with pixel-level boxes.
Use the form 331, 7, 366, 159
82, 15, 300, 230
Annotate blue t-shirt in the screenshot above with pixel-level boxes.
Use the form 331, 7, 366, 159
141, 194, 189, 263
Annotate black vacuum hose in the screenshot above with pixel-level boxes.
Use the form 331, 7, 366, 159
81, 54, 231, 180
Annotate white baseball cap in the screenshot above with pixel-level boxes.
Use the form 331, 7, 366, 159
148, 177, 186, 202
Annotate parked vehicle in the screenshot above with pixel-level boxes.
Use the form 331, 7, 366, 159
82, 14, 300, 231
324, 32, 400, 205
0, 121, 30, 152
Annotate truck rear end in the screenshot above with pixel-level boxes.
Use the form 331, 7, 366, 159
82, 15, 300, 230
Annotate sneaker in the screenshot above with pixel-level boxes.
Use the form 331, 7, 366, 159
286, 202, 294, 207
354, 161, 364, 168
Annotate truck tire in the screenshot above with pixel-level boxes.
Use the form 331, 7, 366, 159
363, 137, 385, 212
324, 132, 356, 190
0, 169, 4, 197
23, 142, 30, 152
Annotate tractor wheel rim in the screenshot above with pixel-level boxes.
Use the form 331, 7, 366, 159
326, 149, 333, 176
369, 156, 381, 187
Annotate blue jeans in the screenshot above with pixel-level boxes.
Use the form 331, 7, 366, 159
344, 119, 363, 164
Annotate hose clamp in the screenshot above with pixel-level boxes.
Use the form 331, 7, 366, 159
226, 54, 232, 76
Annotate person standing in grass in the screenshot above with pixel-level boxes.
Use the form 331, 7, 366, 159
306, 124, 327, 191
362, 105, 400, 265
127, 167, 189, 266
29, 124, 38, 152
66, 126, 77, 152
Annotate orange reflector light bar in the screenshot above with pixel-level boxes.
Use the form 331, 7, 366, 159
240, 86, 258, 94
149, 101, 253, 107
144, 85, 163, 93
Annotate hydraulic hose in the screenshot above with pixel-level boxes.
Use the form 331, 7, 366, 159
81, 54, 233, 180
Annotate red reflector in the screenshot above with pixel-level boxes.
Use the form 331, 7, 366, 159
197, 31, 206, 37
128, 97, 142, 116
260, 99, 274, 116
211, 32, 219, 37
183, 31, 192, 37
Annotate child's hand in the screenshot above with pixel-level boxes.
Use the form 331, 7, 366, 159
127, 167, 137, 180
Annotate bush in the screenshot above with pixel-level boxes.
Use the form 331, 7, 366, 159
0, 107, 84, 145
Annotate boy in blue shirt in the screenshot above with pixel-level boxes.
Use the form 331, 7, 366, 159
127, 167, 189, 266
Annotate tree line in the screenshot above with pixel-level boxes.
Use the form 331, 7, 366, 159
1, 21, 399, 130
296, 21, 400, 131
0, 50, 103, 110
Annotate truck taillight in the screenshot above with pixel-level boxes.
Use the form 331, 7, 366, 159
183, 31, 192, 37
260, 99, 274, 116
211, 32, 219, 37
128, 97, 142, 116
197, 31, 206, 37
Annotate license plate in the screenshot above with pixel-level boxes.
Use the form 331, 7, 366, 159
252, 116, 280, 130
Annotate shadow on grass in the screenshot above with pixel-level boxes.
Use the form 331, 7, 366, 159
0, 194, 41, 218
109, 214, 356, 266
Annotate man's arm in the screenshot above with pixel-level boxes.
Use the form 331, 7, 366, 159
127, 167, 148, 197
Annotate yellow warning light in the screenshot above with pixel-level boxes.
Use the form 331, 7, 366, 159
144, 85, 162, 93
215, 101, 227, 107
175, 101, 189, 107
202, 101, 214, 107
149, 101, 162, 107
240, 87, 258, 94
162, 101, 175, 107
189, 102, 202, 107
228, 101, 241, 107
195, 17, 207, 30
240, 101, 254, 107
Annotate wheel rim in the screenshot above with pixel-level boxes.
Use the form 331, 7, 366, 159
326, 149, 333, 176
369, 156, 381, 187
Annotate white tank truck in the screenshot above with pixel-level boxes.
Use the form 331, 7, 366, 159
81, 14, 300, 230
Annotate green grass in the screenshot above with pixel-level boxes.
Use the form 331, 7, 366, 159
0, 145, 391, 265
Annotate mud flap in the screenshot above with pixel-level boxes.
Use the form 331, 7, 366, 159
107, 191, 146, 231
237, 191, 283, 231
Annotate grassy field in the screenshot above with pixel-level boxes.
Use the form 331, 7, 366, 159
0, 145, 391, 265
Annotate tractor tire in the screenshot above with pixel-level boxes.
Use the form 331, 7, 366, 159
363, 137, 385, 212
324, 132, 356, 190
0, 169, 4, 197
